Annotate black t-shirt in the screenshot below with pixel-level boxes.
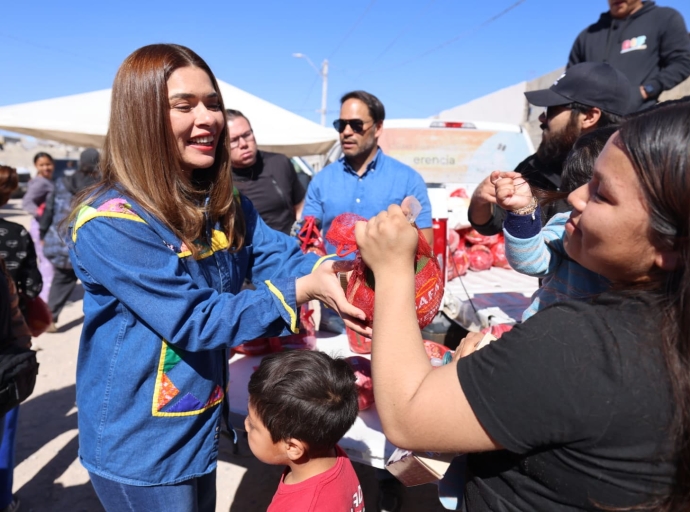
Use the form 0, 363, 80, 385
458, 293, 674, 511
232, 151, 306, 235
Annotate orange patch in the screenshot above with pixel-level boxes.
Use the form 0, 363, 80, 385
158, 374, 180, 411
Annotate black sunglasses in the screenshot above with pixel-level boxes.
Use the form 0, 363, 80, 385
333, 119, 373, 134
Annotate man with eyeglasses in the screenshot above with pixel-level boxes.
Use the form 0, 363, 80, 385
468, 62, 633, 236
303, 90, 433, 253
226, 110, 305, 235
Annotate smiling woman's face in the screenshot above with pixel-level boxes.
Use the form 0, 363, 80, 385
564, 133, 660, 283
167, 66, 225, 175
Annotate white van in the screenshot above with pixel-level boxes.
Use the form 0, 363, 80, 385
378, 118, 534, 186
376, 118, 535, 226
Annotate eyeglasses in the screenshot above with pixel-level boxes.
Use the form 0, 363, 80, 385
544, 104, 574, 120
333, 119, 374, 134
229, 130, 254, 148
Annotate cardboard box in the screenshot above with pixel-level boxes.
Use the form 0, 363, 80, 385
386, 448, 459, 487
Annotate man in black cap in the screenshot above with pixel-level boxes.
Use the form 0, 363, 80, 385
468, 62, 633, 236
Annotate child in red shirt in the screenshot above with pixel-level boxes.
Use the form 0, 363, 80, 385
247, 350, 365, 512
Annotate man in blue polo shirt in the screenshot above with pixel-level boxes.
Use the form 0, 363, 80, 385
303, 90, 432, 512
303, 90, 432, 254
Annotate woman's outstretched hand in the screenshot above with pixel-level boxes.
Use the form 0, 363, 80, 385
296, 259, 371, 336
354, 205, 418, 277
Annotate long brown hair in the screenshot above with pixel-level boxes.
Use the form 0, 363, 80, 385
0, 166, 18, 206
73, 44, 244, 255
618, 100, 690, 510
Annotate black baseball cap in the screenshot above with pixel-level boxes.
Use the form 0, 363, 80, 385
524, 62, 634, 117
79, 148, 100, 173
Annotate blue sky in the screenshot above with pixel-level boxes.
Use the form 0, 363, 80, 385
1, 0, 689, 125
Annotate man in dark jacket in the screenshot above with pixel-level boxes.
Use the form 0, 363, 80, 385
568, 0, 690, 111
40, 148, 100, 332
226, 110, 305, 235
468, 62, 632, 236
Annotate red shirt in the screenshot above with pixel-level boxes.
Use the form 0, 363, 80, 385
267, 446, 365, 512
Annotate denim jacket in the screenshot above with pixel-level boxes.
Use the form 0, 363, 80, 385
68, 189, 328, 485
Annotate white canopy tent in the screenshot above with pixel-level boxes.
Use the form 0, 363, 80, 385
0, 80, 337, 157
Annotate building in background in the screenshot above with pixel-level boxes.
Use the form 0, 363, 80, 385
435, 68, 690, 149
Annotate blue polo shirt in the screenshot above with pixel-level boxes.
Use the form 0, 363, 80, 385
303, 149, 432, 255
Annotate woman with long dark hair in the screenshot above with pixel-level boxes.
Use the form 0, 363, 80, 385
67, 44, 362, 511
355, 100, 690, 511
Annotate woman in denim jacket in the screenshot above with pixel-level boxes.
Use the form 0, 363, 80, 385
67, 44, 364, 512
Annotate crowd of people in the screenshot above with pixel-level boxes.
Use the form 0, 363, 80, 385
0, 1, 689, 511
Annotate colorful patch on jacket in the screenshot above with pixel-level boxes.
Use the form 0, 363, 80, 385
176, 230, 230, 260
72, 199, 146, 242
621, 35, 647, 54
152, 341, 224, 417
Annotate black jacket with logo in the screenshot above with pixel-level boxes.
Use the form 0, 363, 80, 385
567, 1, 690, 110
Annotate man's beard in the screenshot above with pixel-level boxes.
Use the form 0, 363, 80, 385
536, 114, 581, 167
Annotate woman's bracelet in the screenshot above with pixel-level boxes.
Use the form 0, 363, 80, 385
511, 196, 538, 218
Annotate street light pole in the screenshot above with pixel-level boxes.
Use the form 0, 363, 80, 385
293, 53, 329, 127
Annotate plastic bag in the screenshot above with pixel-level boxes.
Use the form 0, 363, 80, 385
325, 210, 444, 329
490, 235, 510, 268
468, 245, 493, 271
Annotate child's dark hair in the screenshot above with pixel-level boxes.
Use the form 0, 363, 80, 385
536, 125, 618, 204
560, 125, 618, 193
0, 166, 18, 206
248, 350, 359, 452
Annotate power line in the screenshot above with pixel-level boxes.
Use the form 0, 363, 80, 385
328, 0, 378, 60
380, 0, 527, 72
298, 74, 321, 112
0, 32, 112, 73
359, 0, 437, 75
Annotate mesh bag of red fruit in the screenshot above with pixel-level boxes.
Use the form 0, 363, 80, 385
269, 304, 318, 351
297, 216, 326, 257
325, 212, 444, 329
463, 228, 499, 246
490, 234, 510, 268
468, 245, 494, 271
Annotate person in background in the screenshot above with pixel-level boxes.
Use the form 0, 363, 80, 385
568, 0, 690, 111
226, 110, 305, 235
247, 350, 363, 512
0, 167, 38, 512
0, 166, 43, 318
21, 153, 54, 303
303, 89, 434, 511
355, 100, 690, 511
468, 62, 631, 236
303, 90, 433, 252
67, 43, 362, 512
39, 148, 100, 333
